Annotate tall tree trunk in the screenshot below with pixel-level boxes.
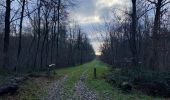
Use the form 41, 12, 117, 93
45, 17, 49, 67
50, 8, 57, 64
34, 0, 41, 68
131, 0, 138, 67
3, 0, 11, 69
151, 0, 162, 69
40, 14, 49, 68
56, 0, 60, 65
17, 0, 26, 69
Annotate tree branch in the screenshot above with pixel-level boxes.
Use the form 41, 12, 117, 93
10, 7, 38, 22
147, 0, 157, 5
161, 1, 170, 7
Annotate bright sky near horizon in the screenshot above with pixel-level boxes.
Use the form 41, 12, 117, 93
70, 0, 130, 55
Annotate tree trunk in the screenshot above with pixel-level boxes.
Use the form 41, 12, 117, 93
34, 0, 41, 68
56, 0, 61, 65
15, 0, 26, 71
151, 0, 162, 69
40, 14, 49, 68
17, 0, 26, 60
3, 0, 11, 69
131, 0, 138, 67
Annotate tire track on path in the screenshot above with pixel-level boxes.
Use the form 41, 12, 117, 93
42, 75, 68, 100
73, 70, 98, 100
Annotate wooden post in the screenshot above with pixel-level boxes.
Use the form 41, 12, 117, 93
47, 67, 51, 77
94, 68, 96, 79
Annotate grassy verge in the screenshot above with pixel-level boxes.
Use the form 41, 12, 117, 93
54, 60, 164, 100
84, 60, 162, 100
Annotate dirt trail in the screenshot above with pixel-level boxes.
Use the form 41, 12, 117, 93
73, 72, 98, 100
42, 75, 68, 100
42, 70, 99, 100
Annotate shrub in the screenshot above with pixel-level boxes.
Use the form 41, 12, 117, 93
106, 68, 170, 97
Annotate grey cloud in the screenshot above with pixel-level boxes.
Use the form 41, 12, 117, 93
72, 0, 97, 17
70, 0, 130, 52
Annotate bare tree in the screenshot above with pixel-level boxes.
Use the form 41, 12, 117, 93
130, 0, 138, 67
3, 0, 11, 68
17, 0, 26, 62
147, 0, 170, 68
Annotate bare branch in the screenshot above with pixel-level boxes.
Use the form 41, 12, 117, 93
0, 3, 6, 8
147, 0, 157, 5
161, 1, 170, 7
10, 7, 38, 22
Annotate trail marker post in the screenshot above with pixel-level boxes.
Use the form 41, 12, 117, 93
94, 68, 97, 79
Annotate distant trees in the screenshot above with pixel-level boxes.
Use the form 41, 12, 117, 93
0, 0, 95, 71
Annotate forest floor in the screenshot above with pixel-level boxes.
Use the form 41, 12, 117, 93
0, 60, 168, 100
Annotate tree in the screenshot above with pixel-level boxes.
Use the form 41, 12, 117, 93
33, 0, 42, 68
0, 0, 94, 71
3, 0, 11, 68
17, 0, 26, 62
147, 0, 170, 68
56, 0, 61, 65
130, 0, 138, 67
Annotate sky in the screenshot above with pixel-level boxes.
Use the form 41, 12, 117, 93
7, 0, 131, 55
70, 0, 130, 55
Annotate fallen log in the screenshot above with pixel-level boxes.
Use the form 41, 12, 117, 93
0, 83, 18, 95
0, 76, 28, 96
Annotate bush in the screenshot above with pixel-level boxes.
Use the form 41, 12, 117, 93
106, 68, 170, 97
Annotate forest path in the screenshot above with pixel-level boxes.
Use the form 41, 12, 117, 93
42, 70, 98, 100
42, 75, 68, 100
38, 58, 162, 100
72, 70, 98, 100
41, 60, 111, 100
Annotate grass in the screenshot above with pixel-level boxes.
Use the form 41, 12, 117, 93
54, 60, 164, 100
16, 79, 41, 100
0, 60, 168, 100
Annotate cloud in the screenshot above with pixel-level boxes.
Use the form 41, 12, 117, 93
70, 0, 130, 25
96, 0, 122, 7
75, 15, 100, 25
70, 0, 130, 52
